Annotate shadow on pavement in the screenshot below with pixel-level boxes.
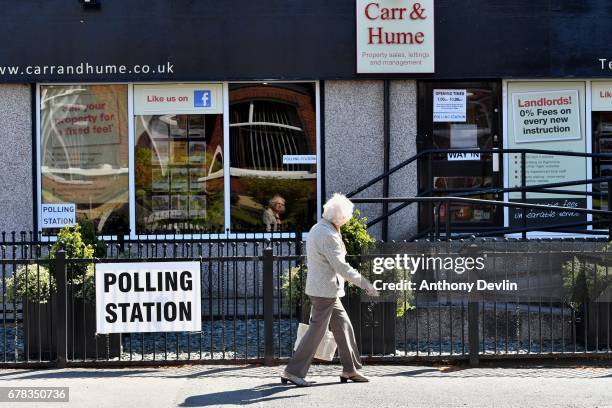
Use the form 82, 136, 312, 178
179, 381, 340, 407
0, 365, 251, 380
179, 385, 303, 406
382, 368, 440, 377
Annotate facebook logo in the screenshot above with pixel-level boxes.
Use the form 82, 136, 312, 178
194, 90, 212, 108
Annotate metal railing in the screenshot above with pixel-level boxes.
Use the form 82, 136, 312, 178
0, 236, 611, 367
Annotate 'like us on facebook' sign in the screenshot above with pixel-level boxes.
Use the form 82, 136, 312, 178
194, 90, 212, 108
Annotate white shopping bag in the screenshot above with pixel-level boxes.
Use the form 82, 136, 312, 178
293, 322, 337, 361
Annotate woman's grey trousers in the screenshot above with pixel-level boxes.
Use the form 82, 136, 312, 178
285, 296, 362, 378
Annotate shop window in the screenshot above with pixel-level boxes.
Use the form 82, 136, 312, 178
39, 82, 318, 237
229, 83, 317, 232
40, 84, 129, 235
134, 114, 224, 234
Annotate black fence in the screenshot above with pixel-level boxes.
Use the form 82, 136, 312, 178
1, 235, 611, 367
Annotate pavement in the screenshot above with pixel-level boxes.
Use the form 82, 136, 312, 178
0, 362, 612, 407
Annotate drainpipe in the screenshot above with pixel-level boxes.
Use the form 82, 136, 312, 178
382, 80, 390, 241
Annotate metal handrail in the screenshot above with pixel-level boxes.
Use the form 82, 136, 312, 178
347, 147, 612, 240
346, 148, 612, 198
351, 195, 612, 241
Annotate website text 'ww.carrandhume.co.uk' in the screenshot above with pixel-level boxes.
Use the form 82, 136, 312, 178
370, 254, 518, 293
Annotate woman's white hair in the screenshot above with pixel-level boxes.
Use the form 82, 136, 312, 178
322, 193, 354, 225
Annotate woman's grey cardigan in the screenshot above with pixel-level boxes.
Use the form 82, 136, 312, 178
304, 218, 373, 298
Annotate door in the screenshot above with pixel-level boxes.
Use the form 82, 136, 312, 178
417, 81, 503, 233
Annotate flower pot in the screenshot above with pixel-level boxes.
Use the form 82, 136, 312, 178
576, 301, 612, 351
343, 292, 396, 355
24, 294, 121, 360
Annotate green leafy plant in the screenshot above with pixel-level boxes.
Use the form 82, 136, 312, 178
282, 265, 310, 320
50, 225, 96, 302
5, 264, 55, 304
6, 224, 97, 304
79, 219, 107, 258
340, 210, 376, 270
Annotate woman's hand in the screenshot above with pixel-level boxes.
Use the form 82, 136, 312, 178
365, 282, 379, 297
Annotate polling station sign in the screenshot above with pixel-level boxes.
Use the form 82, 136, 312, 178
96, 262, 201, 334
41, 203, 75, 229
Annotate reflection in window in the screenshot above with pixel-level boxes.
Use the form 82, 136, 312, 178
40, 85, 129, 235
229, 83, 317, 232
135, 114, 224, 234
434, 177, 496, 223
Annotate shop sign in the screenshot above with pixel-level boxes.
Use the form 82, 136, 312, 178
134, 84, 223, 115
447, 153, 480, 161
41, 203, 75, 229
507, 82, 587, 229
433, 89, 466, 122
591, 81, 612, 111
356, 0, 435, 73
96, 261, 202, 334
511, 90, 580, 143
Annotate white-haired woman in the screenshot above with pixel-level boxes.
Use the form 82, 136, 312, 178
281, 193, 378, 387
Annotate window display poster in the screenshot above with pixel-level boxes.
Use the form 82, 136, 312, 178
190, 168, 205, 191
433, 89, 466, 122
151, 168, 169, 192
44, 89, 121, 148
507, 82, 587, 228
171, 168, 189, 192
171, 141, 189, 165
512, 90, 580, 143
171, 195, 188, 218
189, 195, 206, 217
189, 141, 207, 164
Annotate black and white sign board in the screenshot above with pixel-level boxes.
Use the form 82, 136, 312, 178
41, 203, 76, 229
96, 262, 201, 334
433, 89, 467, 122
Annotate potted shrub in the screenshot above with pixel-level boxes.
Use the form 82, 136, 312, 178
562, 243, 612, 350
8, 224, 120, 360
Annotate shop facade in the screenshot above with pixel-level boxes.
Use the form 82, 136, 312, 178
0, 1, 611, 240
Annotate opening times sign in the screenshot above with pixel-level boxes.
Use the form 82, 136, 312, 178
356, 0, 435, 73
96, 262, 201, 334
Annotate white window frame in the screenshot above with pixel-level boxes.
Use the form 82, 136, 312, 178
35, 81, 321, 241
